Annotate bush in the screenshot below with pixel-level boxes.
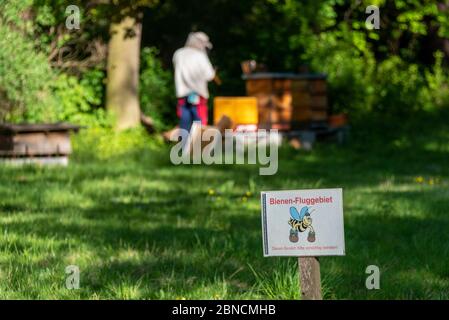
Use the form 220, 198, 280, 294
50, 70, 110, 127
0, 1, 110, 126
374, 57, 424, 115
72, 126, 165, 162
0, 23, 54, 122
302, 26, 376, 115
139, 47, 176, 131
302, 28, 449, 119
0, 23, 110, 126
422, 52, 449, 111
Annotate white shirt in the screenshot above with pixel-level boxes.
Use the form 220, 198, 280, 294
173, 47, 215, 99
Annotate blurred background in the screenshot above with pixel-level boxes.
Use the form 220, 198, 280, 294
2, 0, 449, 130
0, 0, 449, 299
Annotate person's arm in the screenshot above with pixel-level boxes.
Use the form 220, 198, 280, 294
200, 52, 215, 82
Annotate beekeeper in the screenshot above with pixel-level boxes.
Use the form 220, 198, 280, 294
173, 32, 216, 132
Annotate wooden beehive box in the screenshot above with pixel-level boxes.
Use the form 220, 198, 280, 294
243, 73, 328, 130
213, 97, 258, 128
0, 123, 80, 165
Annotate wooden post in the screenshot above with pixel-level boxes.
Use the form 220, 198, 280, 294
298, 257, 322, 300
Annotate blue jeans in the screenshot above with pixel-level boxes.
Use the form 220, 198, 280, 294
179, 100, 201, 132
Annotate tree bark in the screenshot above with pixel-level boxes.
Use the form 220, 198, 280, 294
106, 15, 142, 130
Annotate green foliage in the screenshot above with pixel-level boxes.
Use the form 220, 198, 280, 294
146, 0, 449, 121
290, 1, 449, 117
0, 1, 112, 125
0, 18, 109, 125
301, 25, 376, 114
303, 26, 449, 117
0, 0, 33, 27
2, 0, 449, 127
249, 260, 299, 299
139, 47, 176, 130
375, 57, 425, 115
50, 70, 110, 127
423, 52, 449, 110
72, 126, 164, 162
0, 20, 54, 122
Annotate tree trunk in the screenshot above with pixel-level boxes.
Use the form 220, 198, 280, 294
106, 15, 142, 130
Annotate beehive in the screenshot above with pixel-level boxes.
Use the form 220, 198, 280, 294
0, 123, 80, 165
213, 97, 258, 128
243, 73, 328, 130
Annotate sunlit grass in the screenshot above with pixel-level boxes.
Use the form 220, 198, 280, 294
0, 123, 448, 299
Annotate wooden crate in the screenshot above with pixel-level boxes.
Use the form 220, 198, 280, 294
0, 123, 80, 164
213, 97, 258, 128
244, 73, 328, 130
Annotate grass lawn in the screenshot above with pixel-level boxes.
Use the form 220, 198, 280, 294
1, 117, 449, 299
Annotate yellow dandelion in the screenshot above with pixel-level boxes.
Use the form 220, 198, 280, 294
429, 179, 435, 185
208, 189, 215, 195
415, 176, 424, 184
246, 191, 252, 197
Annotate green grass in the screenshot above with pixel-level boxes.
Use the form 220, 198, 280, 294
0, 118, 449, 299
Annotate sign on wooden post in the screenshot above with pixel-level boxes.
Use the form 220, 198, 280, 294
261, 188, 345, 300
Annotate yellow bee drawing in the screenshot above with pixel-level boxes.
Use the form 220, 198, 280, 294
288, 206, 316, 243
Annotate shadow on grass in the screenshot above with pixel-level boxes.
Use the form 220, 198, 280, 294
1, 110, 449, 298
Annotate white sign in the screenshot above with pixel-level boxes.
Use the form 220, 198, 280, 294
261, 188, 345, 257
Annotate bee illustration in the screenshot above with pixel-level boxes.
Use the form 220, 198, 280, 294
288, 206, 316, 243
